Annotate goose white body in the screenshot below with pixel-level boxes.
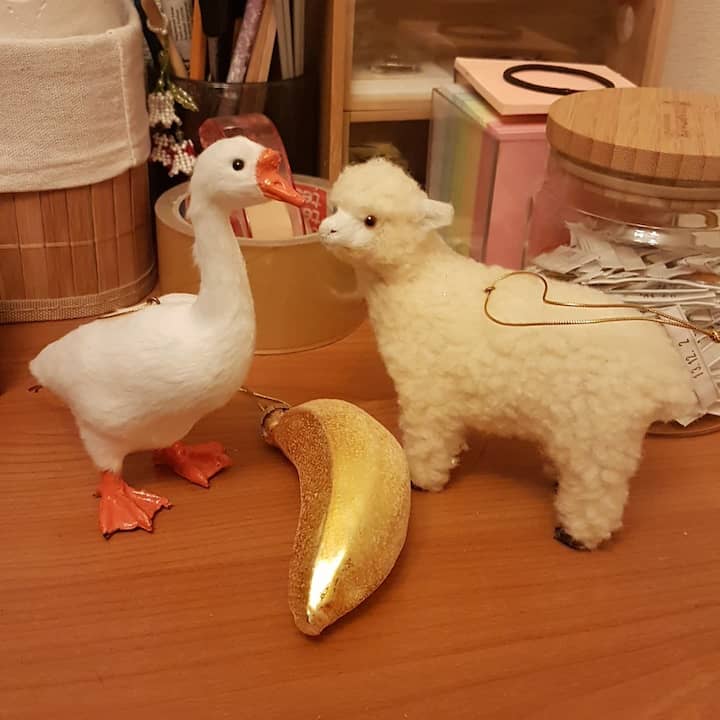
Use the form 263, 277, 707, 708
29, 136, 299, 477
30, 290, 254, 471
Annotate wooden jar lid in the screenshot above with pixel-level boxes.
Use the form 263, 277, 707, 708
546, 87, 720, 187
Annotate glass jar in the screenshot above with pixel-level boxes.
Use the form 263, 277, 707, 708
525, 87, 720, 434
526, 152, 720, 268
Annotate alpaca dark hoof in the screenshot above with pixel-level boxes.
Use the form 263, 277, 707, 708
554, 526, 589, 551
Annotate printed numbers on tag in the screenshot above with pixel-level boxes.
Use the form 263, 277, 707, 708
677, 338, 706, 379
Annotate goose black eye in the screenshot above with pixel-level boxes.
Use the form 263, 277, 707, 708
364, 215, 377, 227
232, 159, 245, 171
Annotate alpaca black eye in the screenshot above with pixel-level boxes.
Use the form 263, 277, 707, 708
232, 159, 245, 171
364, 215, 377, 227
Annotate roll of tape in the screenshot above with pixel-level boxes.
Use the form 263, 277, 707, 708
154, 177, 366, 354
154, 181, 301, 297
154, 182, 198, 296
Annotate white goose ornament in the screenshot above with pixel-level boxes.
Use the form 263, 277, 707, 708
29, 136, 304, 537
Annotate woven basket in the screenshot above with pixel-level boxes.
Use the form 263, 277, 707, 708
0, 0, 154, 323
0, 165, 156, 323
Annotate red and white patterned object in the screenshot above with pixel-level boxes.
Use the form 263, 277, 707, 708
296, 183, 327, 235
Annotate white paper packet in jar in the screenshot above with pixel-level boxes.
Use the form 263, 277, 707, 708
527, 221, 720, 426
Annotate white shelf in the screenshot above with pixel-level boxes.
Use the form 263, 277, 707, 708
349, 61, 453, 118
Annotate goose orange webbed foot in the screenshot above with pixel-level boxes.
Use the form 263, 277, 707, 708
96, 471, 171, 538
153, 441, 232, 488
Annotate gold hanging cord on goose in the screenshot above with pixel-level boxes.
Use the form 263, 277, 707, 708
238, 387, 291, 413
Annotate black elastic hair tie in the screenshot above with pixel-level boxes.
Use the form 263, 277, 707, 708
502, 63, 615, 96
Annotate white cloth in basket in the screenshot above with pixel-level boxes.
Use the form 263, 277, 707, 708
0, 0, 150, 192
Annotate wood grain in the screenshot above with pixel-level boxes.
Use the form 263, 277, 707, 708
547, 87, 720, 184
130, 164, 154, 274
90, 178, 119, 293
40, 189, 74, 298
113, 172, 135, 287
642, 0, 674, 85
319, 0, 352, 179
602, 0, 673, 85
245, 0, 277, 83
0, 170, 155, 323
0, 194, 24, 299
1, 318, 719, 719
65, 186, 99, 296
189, 0, 207, 81
14, 192, 48, 300
349, 106, 431, 123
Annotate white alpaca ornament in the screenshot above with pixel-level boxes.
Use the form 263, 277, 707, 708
319, 158, 697, 550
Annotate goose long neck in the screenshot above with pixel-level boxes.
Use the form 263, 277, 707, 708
190, 199, 253, 319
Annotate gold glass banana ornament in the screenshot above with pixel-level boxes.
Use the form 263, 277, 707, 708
261, 398, 411, 635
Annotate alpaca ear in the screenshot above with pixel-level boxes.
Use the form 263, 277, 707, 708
420, 198, 454, 230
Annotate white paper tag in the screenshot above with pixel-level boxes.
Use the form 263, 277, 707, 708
534, 229, 720, 426
645, 262, 688, 279
702, 340, 720, 368
662, 306, 718, 417
614, 244, 647, 271
680, 255, 719, 272
161, 0, 193, 62
705, 399, 720, 418
533, 246, 597, 274
576, 260, 605, 279
580, 235, 622, 269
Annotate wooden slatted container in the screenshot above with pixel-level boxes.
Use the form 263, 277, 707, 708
0, 164, 156, 323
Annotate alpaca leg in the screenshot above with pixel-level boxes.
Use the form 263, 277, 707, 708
554, 477, 630, 551
400, 406, 466, 492
548, 427, 643, 550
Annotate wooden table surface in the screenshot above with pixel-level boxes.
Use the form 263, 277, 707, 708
1, 317, 719, 720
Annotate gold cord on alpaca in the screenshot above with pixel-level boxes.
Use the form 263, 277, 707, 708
484, 271, 720, 343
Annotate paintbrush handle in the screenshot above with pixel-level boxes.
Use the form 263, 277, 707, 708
189, 0, 207, 80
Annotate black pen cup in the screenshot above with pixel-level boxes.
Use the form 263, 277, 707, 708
173, 74, 316, 175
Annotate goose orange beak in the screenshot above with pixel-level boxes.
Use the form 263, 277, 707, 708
256, 148, 304, 207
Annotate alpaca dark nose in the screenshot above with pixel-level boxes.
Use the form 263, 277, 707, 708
329, 228, 337, 234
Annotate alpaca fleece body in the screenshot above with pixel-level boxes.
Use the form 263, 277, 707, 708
320, 158, 696, 549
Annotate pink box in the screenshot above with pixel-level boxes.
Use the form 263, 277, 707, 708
427, 84, 547, 267
427, 59, 634, 268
